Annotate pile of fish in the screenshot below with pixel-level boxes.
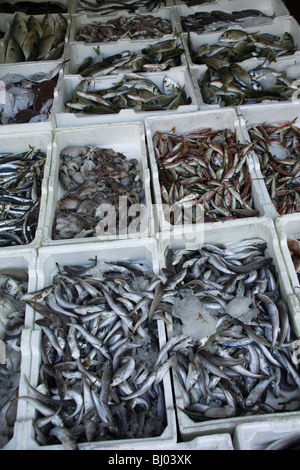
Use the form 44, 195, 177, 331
53, 145, 145, 239
163, 239, 300, 421
66, 74, 191, 114
77, 0, 164, 14
20, 257, 172, 448
287, 237, 300, 283
0, 1, 67, 14
199, 62, 298, 106
75, 15, 172, 43
0, 147, 46, 246
247, 119, 300, 214
4, 13, 68, 63
190, 29, 296, 65
181, 9, 276, 34
0, 267, 28, 448
0, 62, 63, 124
153, 126, 258, 223
76, 40, 184, 77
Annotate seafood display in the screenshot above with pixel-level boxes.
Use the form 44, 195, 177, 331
20, 256, 171, 447
0, 1, 68, 14
76, 0, 165, 14
198, 62, 298, 106
0, 63, 63, 124
0, 147, 46, 246
181, 10, 277, 34
66, 74, 191, 114
53, 145, 145, 239
4, 13, 68, 63
287, 237, 300, 283
75, 40, 184, 77
247, 119, 300, 215
0, 268, 28, 448
153, 126, 258, 223
162, 239, 300, 421
189, 30, 296, 65
75, 15, 172, 43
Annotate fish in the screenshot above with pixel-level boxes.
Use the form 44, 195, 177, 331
5, 13, 67, 63
66, 74, 191, 115
53, 145, 145, 240
76, 0, 164, 14
153, 126, 257, 223
161, 239, 300, 421
75, 15, 172, 43
20, 256, 175, 446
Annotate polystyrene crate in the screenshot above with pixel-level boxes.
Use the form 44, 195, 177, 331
174, 0, 290, 34
14, 239, 177, 450
42, 122, 154, 245
182, 16, 300, 69
157, 216, 300, 440
0, 0, 73, 14
234, 416, 300, 450
238, 102, 300, 218
0, 248, 37, 450
275, 213, 300, 302
64, 36, 188, 77
1, 13, 71, 66
0, 129, 53, 250
69, 9, 177, 44
144, 108, 278, 237
53, 67, 199, 127
0, 61, 62, 133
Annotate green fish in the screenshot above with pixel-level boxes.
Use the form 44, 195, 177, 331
230, 63, 253, 89
10, 13, 28, 48
53, 13, 67, 48
22, 29, 39, 61
219, 29, 252, 43
5, 37, 24, 63
27, 16, 43, 38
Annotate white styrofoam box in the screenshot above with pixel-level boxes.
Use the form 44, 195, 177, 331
0, 129, 53, 250
144, 108, 278, 237
70, 9, 177, 44
42, 122, 154, 245
15, 239, 177, 450
1, 13, 71, 66
182, 16, 300, 69
53, 67, 199, 127
193, 54, 300, 111
0, 249, 36, 449
157, 216, 300, 440
0, 0, 73, 14
238, 102, 300, 217
174, 0, 290, 34
64, 37, 188, 77
0, 61, 63, 133
275, 214, 300, 301
234, 416, 300, 450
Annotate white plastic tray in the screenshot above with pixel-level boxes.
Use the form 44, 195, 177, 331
174, 0, 290, 34
275, 213, 300, 302
157, 216, 300, 440
53, 67, 199, 127
1, 13, 71, 66
14, 239, 177, 450
182, 16, 300, 68
0, 129, 53, 250
42, 122, 154, 245
234, 416, 300, 450
238, 102, 300, 218
0, 61, 62, 133
69, 9, 177, 44
144, 108, 278, 237
0, 248, 37, 450
64, 37, 188, 76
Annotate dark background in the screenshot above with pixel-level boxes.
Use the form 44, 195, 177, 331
283, 0, 300, 23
